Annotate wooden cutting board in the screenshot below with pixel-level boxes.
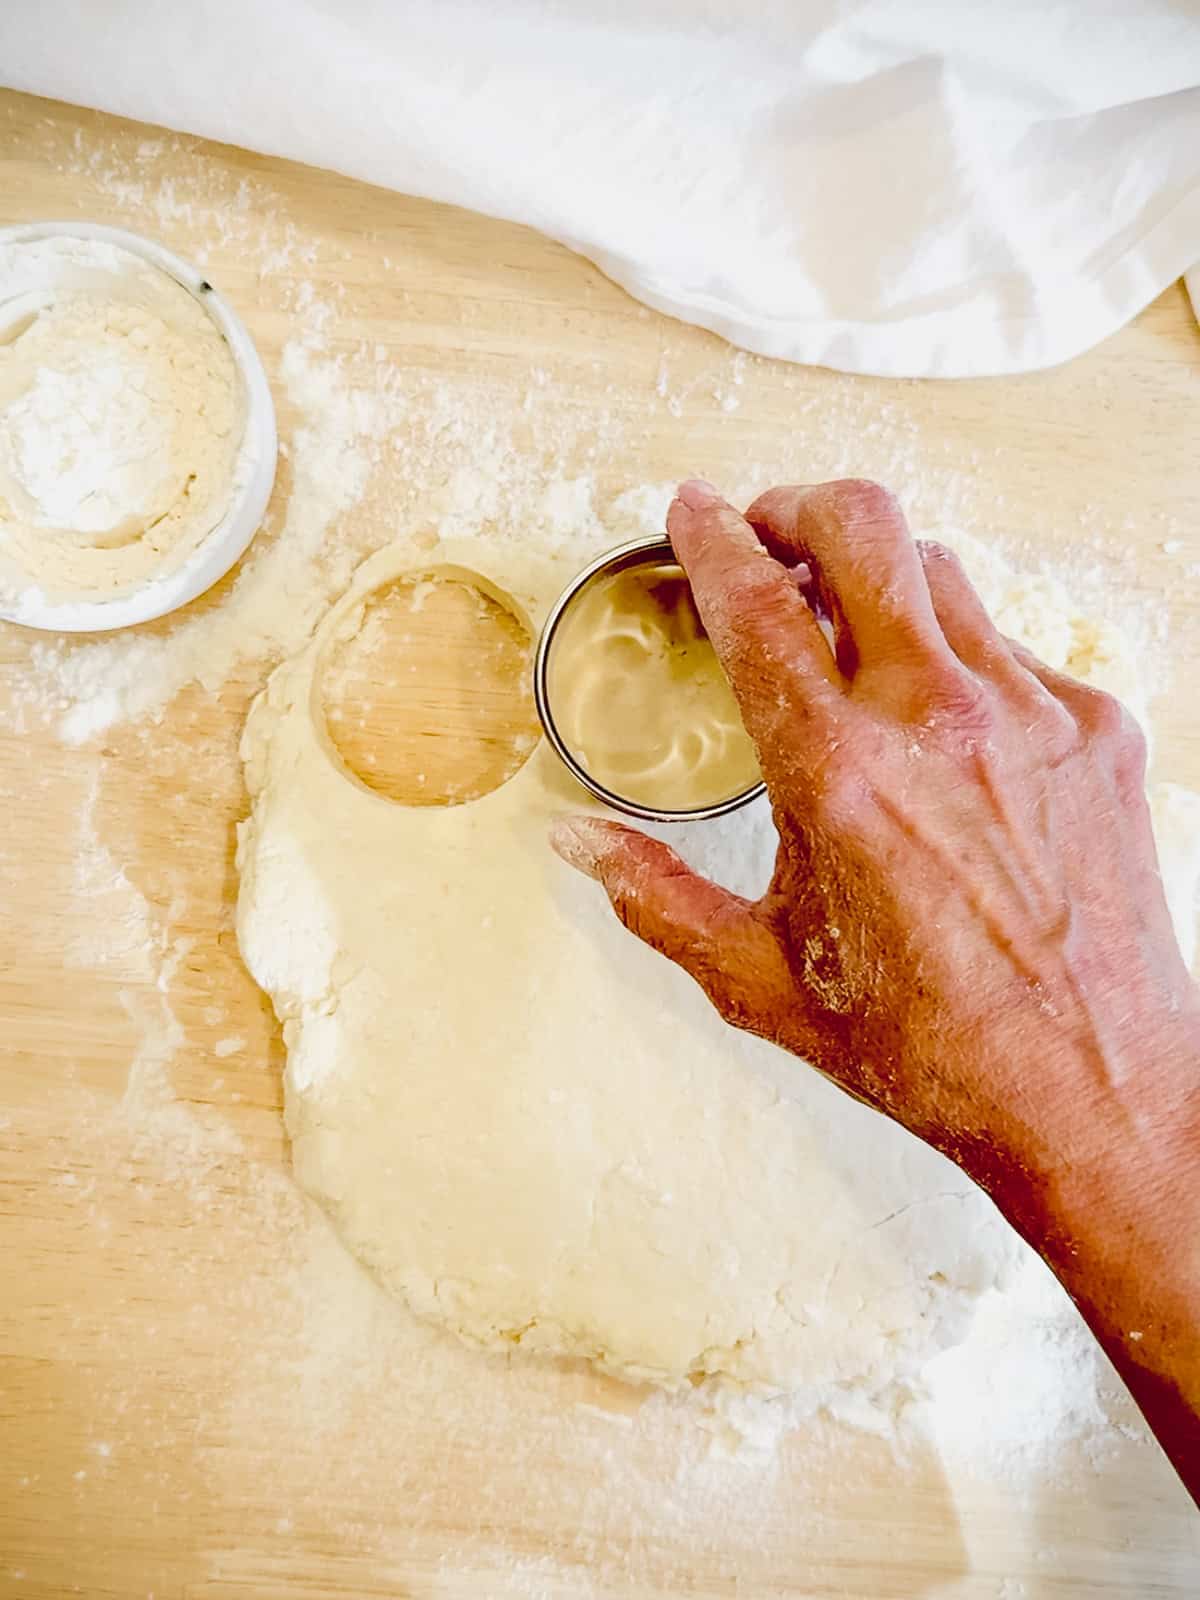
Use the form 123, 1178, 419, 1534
2, 89, 1199, 1599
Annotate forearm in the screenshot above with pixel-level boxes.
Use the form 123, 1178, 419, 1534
1049, 1173, 1200, 1501
970, 1006, 1200, 1502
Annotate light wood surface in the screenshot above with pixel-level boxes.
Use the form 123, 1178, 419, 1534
2, 89, 1200, 1599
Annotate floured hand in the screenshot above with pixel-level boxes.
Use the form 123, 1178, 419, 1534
552, 477, 1200, 1501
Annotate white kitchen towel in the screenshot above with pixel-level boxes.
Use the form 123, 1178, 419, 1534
4, 0, 1200, 377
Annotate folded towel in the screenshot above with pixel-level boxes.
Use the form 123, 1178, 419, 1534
5, 0, 1199, 375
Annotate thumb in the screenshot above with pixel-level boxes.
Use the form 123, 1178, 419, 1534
550, 814, 790, 1029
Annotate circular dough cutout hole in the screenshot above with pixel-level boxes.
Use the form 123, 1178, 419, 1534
321, 571, 540, 806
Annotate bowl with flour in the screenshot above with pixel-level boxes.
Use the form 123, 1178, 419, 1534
0, 222, 276, 632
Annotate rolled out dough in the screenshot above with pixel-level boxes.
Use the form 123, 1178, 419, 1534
237, 515, 1198, 1396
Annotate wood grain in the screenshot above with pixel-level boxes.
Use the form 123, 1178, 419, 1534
1, 88, 1199, 1598
322, 574, 539, 808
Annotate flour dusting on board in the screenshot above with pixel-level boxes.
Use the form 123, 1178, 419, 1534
3, 132, 1177, 750
5, 119, 1200, 1596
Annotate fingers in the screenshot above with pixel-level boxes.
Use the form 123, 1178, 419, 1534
745, 480, 952, 680
916, 544, 1120, 753
916, 540, 1026, 682
550, 814, 793, 1030
665, 481, 841, 748
1007, 638, 1138, 742
1006, 639, 1090, 702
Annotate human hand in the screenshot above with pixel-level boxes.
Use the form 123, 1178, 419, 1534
554, 475, 1200, 1498
551, 478, 1198, 1198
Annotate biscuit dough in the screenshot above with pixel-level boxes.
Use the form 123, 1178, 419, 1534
237, 520, 1197, 1394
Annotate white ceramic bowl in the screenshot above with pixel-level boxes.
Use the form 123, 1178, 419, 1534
0, 221, 277, 633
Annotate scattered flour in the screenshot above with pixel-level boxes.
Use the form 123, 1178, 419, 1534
4, 116, 1199, 1594
7, 339, 392, 742
916, 1255, 1115, 1487
69, 768, 160, 973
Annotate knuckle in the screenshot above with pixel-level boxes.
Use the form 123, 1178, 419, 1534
1114, 710, 1148, 778
745, 484, 807, 528
747, 479, 905, 544
827, 478, 903, 528
1078, 685, 1124, 735
920, 665, 994, 736
1075, 686, 1145, 759
1121, 713, 1148, 760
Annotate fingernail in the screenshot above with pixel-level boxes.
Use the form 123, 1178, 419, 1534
549, 815, 605, 880
676, 478, 722, 512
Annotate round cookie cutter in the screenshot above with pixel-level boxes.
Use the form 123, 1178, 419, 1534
533, 533, 766, 823
0, 220, 277, 633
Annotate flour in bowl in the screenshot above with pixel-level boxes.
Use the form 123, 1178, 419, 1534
0, 234, 245, 601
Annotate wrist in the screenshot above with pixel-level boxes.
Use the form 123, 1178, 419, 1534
954, 988, 1200, 1265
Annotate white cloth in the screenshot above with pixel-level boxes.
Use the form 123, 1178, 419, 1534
4, 1, 1200, 376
